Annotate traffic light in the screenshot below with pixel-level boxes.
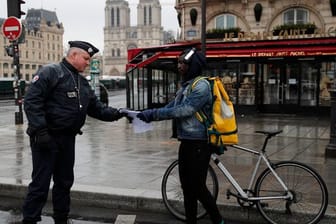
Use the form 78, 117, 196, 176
7, 0, 26, 18
5, 45, 14, 57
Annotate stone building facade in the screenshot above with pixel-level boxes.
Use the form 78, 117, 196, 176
0, 9, 64, 82
176, 0, 336, 42
103, 0, 164, 76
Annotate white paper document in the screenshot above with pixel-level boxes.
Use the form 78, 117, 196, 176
120, 109, 153, 133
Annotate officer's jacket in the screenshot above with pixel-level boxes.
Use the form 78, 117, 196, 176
24, 59, 120, 136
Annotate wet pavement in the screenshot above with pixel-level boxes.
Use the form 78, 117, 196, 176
0, 91, 336, 223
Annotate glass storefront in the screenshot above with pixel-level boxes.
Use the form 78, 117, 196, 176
126, 39, 336, 115
206, 59, 335, 114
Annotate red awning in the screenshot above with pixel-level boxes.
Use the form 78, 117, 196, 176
126, 37, 336, 70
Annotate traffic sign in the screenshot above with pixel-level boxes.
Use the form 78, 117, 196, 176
1, 16, 22, 41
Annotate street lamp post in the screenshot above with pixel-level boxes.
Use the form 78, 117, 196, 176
13, 41, 24, 124
326, 87, 336, 157
201, 0, 206, 55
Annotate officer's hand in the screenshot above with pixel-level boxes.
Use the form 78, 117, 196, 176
137, 109, 155, 123
118, 108, 134, 123
35, 128, 52, 149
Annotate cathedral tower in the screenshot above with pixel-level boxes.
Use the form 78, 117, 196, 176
103, 0, 163, 76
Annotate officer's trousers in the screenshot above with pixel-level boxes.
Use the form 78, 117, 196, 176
22, 134, 76, 223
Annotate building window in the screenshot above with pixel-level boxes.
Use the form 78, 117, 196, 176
284, 8, 308, 24
144, 6, 147, 25
25, 64, 30, 69
149, 6, 152, 25
117, 8, 120, 26
3, 63, 9, 69
215, 14, 236, 29
117, 48, 120, 57
111, 8, 114, 27
112, 49, 115, 57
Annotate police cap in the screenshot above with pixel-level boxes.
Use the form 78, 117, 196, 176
68, 41, 99, 57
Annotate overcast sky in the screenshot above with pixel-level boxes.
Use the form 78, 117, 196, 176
0, 0, 178, 52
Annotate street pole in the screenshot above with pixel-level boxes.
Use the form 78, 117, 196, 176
326, 87, 336, 157
201, 0, 206, 55
13, 40, 24, 124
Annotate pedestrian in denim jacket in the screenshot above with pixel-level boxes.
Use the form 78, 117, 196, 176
137, 48, 225, 224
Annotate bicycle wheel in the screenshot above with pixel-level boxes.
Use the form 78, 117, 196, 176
161, 160, 219, 221
255, 161, 328, 224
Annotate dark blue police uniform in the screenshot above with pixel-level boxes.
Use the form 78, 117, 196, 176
22, 41, 124, 224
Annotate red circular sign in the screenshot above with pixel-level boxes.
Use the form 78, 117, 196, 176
1, 16, 22, 41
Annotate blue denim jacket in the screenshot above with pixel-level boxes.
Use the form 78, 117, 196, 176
152, 78, 212, 140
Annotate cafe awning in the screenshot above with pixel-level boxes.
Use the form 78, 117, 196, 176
126, 37, 336, 71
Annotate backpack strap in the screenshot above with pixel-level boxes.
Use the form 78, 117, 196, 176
189, 76, 212, 126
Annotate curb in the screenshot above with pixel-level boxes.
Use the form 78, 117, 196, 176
0, 183, 335, 224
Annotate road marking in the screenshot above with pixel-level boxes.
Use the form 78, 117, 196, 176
114, 215, 136, 224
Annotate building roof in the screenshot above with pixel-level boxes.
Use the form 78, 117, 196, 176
25, 8, 61, 31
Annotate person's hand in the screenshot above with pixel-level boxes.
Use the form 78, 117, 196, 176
118, 108, 133, 123
109, 108, 124, 121
137, 109, 155, 123
35, 128, 52, 149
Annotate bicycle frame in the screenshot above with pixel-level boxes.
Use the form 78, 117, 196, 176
211, 144, 293, 202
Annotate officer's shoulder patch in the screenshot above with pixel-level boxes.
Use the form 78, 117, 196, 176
32, 75, 39, 83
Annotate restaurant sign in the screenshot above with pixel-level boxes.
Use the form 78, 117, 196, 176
221, 27, 336, 42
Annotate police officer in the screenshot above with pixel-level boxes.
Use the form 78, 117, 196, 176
22, 41, 126, 224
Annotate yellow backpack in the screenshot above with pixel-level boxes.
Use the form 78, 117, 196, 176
191, 76, 238, 153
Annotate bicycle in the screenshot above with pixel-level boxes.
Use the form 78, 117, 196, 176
161, 130, 329, 224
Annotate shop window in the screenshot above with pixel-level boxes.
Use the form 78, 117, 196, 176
215, 14, 236, 29
283, 8, 308, 24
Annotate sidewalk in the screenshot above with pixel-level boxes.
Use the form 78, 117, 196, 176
0, 103, 335, 223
